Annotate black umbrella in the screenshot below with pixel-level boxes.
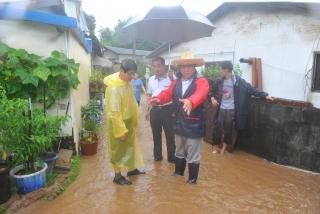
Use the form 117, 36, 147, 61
123, 5, 215, 43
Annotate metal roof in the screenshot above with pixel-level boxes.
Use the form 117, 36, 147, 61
104, 46, 151, 56
148, 1, 320, 58
0, 0, 65, 15
207, 1, 320, 22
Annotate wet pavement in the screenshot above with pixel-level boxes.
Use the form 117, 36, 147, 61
19, 104, 320, 214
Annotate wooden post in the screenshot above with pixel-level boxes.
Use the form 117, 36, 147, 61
257, 58, 263, 90
251, 58, 257, 88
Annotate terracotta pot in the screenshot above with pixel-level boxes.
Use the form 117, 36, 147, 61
80, 136, 98, 156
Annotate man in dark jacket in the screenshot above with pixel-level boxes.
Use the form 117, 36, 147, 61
211, 61, 273, 154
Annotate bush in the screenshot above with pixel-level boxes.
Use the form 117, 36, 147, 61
0, 43, 80, 110
0, 91, 66, 173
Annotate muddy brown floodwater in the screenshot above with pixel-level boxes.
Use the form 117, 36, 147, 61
19, 103, 320, 214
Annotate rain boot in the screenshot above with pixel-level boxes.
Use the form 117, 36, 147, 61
172, 157, 186, 176
187, 163, 200, 184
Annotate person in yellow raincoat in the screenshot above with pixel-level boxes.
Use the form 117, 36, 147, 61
104, 59, 145, 185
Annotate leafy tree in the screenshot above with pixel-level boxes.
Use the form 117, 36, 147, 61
99, 18, 161, 51
99, 27, 113, 46
84, 13, 96, 36
0, 43, 80, 110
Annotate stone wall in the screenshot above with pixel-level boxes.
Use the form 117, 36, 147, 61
237, 99, 320, 172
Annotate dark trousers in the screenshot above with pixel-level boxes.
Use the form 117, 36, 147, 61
150, 104, 176, 161
219, 109, 238, 151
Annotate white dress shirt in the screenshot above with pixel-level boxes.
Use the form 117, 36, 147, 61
182, 78, 193, 96
147, 74, 172, 97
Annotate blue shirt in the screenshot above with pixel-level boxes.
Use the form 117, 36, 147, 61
131, 79, 144, 101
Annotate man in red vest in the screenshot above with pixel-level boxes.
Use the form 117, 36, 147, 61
150, 53, 209, 184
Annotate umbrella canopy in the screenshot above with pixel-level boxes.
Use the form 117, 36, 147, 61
122, 5, 215, 43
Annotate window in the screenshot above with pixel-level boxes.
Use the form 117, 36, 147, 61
312, 52, 320, 91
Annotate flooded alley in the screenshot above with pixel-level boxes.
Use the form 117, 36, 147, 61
19, 106, 320, 214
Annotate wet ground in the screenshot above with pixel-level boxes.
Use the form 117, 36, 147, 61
19, 104, 320, 214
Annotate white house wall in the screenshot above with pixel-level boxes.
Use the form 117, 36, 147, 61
0, 20, 91, 151
68, 32, 91, 152
0, 20, 65, 57
160, 7, 320, 107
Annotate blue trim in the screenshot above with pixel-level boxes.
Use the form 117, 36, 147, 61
85, 38, 93, 54
0, 5, 93, 54
0, 6, 77, 28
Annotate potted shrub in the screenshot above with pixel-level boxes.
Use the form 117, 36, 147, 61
80, 100, 101, 156
89, 70, 103, 94
0, 88, 12, 202
0, 92, 65, 193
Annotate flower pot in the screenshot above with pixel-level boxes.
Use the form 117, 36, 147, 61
0, 164, 11, 204
10, 162, 47, 194
42, 152, 59, 173
80, 137, 98, 156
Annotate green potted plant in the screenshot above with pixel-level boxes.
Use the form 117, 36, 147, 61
0, 90, 65, 193
89, 70, 103, 93
80, 100, 102, 156
0, 87, 14, 202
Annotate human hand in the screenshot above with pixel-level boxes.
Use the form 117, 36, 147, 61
119, 133, 127, 142
149, 97, 160, 106
266, 95, 274, 101
211, 97, 219, 108
179, 99, 192, 116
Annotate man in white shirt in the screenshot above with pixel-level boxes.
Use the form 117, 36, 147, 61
146, 57, 175, 163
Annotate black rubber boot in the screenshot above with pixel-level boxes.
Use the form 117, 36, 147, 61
172, 157, 186, 176
113, 174, 132, 185
187, 163, 200, 184
127, 169, 146, 177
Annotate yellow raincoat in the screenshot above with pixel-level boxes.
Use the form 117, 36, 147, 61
104, 72, 144, 172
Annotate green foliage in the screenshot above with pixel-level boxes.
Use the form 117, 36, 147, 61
234, 64, 243, 77
136, 59, 147, 79
99, 18, 161, 51
89, 70, 105, 94
54, 156, 80, 197
0, 93, 66, 172
81, 100, 101, 141
81, 99, 102, 121
84, 13, 96, 36
46, 172, 59, 187
202, 65, 220, 80
0, 205, 6, 214
90, 70, 104, 82
0, 43, 80, 109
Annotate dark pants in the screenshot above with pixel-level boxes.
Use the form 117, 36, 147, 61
150, 104, 176, 161
219, 109, 238, 151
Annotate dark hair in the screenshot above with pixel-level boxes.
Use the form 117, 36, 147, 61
120, 59, 137, 73
220, 61, 233, 72
152, 57, 165, 65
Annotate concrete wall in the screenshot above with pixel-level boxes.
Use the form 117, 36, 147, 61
0, 20, 65, 57
67, 32, 91, 152
238, 98, 320, 173
0, 20, 91, 152
160, 7, 320, 108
